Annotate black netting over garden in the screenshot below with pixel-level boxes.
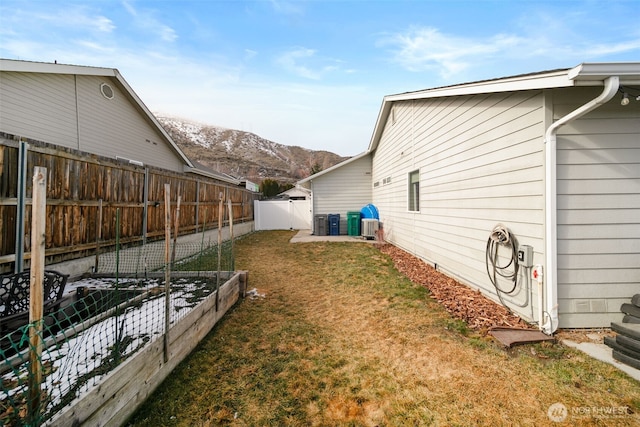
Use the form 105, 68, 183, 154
1, 233, 237, 426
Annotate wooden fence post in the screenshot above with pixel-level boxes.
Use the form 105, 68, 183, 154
163, 183, 171, 363
28, 166, 46, 423
216, 192, 223, 311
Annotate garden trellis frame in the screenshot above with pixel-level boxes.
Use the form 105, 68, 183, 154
1, 169, 247, 426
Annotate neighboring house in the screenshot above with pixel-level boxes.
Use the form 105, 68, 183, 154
299, 63, 640, 332
0, 58, 236, 184
277, 186, 311, 200
0, 58, 255, 274
298, 152, 372, 234
241, 179, 260, 193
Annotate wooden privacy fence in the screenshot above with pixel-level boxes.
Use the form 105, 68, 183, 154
0, 137, 257, 273
1, 169, 246, 426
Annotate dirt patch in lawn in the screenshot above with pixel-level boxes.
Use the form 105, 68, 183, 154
128, 231, 640, 427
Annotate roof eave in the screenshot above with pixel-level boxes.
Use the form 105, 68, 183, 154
185, 166, 240, 185
111, 70, 195, 168
0, 58, 195, 169
568, 62, 640, 84
385, 69, 573, 103
297, 151, 370, 184
0, 58, 116, 76
367, 62, 640, 153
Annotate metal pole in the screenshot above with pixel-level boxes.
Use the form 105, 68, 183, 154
227, 197, 234, 271
94, 199, 103, 273
195, 180, 200, 232
142, 168, 149, 245
14, 141, 28, 273
171, 195, 181, 266
199, 207, 206, 275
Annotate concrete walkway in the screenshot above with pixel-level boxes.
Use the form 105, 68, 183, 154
289, 229, 379, 243
561, 339, 640, 382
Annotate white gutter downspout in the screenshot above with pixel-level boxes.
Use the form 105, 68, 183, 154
543, 75, 619, 334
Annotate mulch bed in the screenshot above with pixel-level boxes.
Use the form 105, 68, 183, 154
378, 244, 532, 334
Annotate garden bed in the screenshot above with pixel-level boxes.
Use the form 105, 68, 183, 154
0, 271, 247, 426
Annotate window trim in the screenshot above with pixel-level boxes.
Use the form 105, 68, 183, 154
408, 169, 420, 212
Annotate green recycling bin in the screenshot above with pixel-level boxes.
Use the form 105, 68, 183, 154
347, 211, 361, 236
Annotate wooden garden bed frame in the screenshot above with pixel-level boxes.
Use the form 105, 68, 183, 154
47, 270, 247, 427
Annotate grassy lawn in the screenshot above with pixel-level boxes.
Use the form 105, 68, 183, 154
127, 230, 640, 426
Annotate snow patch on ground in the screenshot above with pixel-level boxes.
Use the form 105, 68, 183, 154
246, 288, 265, 299
1, 276, 219, 421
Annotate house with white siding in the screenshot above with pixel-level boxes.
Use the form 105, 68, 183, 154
299, 63, 640, 332
277, 186, 311, 200
0, 58, 236, 184
298, 152, 372, 234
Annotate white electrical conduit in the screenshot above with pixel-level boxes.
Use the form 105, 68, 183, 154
542, 75, 620, 334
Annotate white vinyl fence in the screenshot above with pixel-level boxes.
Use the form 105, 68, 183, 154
253, 200, 311, 230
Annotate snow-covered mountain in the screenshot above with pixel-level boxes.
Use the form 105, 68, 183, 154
157, 115, 348, 184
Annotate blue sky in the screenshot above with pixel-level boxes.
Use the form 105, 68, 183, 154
1, 1, 639, 156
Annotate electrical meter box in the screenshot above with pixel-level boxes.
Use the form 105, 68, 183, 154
517, 245, 533, 267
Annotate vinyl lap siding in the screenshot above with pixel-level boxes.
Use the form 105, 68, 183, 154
0, 72, 79, 146
75, 76, 184, 172
555, 88, 640, 328
373, 91, 545, 322
0, 71, 185, 172
313, 155, 372, 233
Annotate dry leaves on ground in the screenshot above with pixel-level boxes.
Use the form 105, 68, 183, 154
378, 244, 531, 333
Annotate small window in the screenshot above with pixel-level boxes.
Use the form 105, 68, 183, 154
373, 181, 380, 188
408, 170, 420, 212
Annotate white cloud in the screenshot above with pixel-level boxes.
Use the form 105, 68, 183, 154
275, 47, 347, 80
158, 26, 178, 43
380, 23, 640, 81
379, 27, 528, 78
26, 7, 115, 34
93, 16, 116, 33
269, 0, 304, 16
244, 49, 258, 61
276, 47, 322, 80
122, 0, 178, 43
75, 40, 116, 54
584, 39, 640, 57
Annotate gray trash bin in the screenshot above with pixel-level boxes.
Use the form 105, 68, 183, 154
314, 214, 328, 235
